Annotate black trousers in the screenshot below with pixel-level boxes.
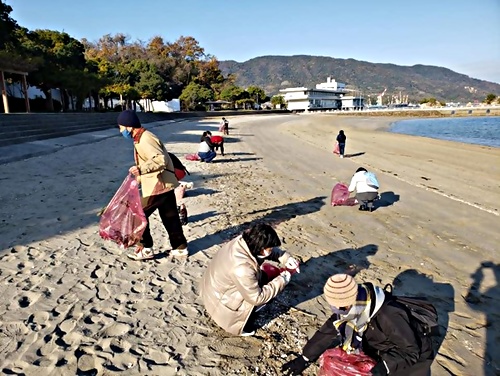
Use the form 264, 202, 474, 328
141, 190, 187, 249
356, 192, 378, 208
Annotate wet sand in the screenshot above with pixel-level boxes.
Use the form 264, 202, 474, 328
0, 114, 498, 375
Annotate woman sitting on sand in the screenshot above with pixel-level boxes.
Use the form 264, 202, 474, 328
198, 131, 216, 162
200, 223, 300, 336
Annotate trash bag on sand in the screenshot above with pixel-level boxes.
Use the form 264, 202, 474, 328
318, 348, 375, 376
331, 183, 357, 206
185, 153, 200, 161
333, 142, 340, 155
99, 175, 147, 248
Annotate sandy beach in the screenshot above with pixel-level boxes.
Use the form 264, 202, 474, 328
0, 113, 499, 375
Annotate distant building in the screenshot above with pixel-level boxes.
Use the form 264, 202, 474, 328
279, 77, 364, 112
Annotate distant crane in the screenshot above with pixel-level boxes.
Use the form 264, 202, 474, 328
377, 88, 387, 106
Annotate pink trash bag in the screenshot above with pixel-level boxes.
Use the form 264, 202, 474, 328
99, 175, 147, 248
333, 142, 340, 155
331, 183, 357, 206
185, 153, 200, 161
318, 348, 376, 376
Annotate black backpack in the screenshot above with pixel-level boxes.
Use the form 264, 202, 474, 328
384, 284, 440, 337
168, 152, 190, 181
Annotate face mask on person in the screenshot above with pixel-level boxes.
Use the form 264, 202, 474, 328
257, 248, 273, 259
121, 129, 132, 139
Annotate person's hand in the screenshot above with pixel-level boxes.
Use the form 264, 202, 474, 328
280, 270, 291, 284
370, 361, 389, 376
285, 257, 300, 273
129, 166, 140, 176
281, 355, 309, 375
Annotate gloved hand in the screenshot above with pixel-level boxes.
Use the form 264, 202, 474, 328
281, 355, 309, 375
280, 270, 292, 284
371, 361, 389, 376
285, 257, 300, 273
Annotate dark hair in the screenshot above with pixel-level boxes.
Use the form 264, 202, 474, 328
206, 130, 212, 136
242, 223, 281, 257
200, 131, 208, 142
339, 130, 344, 134
356, 167, 367, 173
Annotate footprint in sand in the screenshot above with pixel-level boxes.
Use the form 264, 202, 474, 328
103, 323, 131, 337
109, 338, 131, 353
37, 334, 57, 356
58, 318, 78, 334
144, 349, 171, 365
208, 336, 261, 358
168, 270, 184, 285
131, 282, 145, 294
29, 311, 50, 329
77, 353, 99, 373
96, 283, 111, 300
90, 265, 106, 279
17, 291, 41, 308
109, 353, 137, 371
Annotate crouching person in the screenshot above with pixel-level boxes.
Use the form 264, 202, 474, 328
282, 274, 435, 376
200, 223, 299, 336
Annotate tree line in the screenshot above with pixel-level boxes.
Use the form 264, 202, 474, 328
0, 1, 285, 112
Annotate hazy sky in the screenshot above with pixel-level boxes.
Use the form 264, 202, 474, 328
7, 0, 500, 83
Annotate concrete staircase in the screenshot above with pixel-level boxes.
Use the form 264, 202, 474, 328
0, 112, 182, 148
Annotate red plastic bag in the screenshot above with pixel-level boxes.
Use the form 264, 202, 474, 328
333, 142, 340, 155
99, 175, 147, 248
185, 153, 200, 161
318, 348, 376, 376
261, 262, 300, 281
331, 183, 357, 206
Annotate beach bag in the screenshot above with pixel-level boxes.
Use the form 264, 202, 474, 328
365, 171, 380, 189
99, 175, 147, 248
331, 183, 357, 206
318, 348, 375, 376
185, 153, 201, 161
168, 152, 190, 180
333, 142, 340, 155
384, 284, 440, 337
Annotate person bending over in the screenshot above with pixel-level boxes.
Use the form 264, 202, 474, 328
348, 167, 379, 211
282, 274, 435, 376
198, 131, 216, 162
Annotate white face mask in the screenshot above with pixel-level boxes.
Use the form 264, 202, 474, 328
257, 248, 272, 259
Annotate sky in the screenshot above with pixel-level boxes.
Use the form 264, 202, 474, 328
6, 0, 500, 83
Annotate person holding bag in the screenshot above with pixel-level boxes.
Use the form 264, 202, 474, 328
117, 110, 188, 260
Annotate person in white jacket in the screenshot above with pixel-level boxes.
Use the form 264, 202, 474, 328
348, 167, 379, 212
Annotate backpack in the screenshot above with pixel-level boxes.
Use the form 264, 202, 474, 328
168, 152, 190, 181
383, 284, 440, 337
365, 171, 380, 189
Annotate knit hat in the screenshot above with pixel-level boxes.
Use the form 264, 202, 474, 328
324, 274, 358, 308
117, 110, 141, 128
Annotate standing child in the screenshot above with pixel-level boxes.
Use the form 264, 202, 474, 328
336, 130, 346, 158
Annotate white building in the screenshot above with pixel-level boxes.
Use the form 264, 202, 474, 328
279, 77, 364, 112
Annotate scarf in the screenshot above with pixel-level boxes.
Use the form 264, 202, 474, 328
333, 284, 372, 353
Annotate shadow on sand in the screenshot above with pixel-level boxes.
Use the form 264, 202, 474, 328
465, 261, 500, 374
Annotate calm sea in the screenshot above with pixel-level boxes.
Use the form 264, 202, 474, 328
390, 116, 500, 148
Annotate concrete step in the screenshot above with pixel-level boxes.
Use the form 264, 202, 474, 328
0, 124, 117, 147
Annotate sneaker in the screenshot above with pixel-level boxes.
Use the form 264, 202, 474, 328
340, 155, 344, 158
240, 330, 255, 337
127, 246, 154, 260
171, 244, 188, 257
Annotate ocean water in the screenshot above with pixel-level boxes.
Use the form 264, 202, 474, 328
390, 116, 500, 148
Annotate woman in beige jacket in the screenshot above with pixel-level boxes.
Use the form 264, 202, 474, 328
117, 110, 187, 260
200, 223, 299, 336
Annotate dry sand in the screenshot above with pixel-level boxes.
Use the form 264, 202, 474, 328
0, 114, 499, 375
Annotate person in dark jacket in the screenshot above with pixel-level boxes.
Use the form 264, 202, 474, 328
336, 130, 347, 158
281, 274, 435, 376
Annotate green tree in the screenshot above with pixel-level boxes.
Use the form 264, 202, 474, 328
0, 0, 18, 50
19, 29, 86, 111
271, 94, 286, 108
247, 86, 266, 103
220, 85, 244, 105
179, 82, 214, 110
485, 93, 497, 104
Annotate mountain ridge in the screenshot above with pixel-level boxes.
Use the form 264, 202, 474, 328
219, 55, 499, 103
